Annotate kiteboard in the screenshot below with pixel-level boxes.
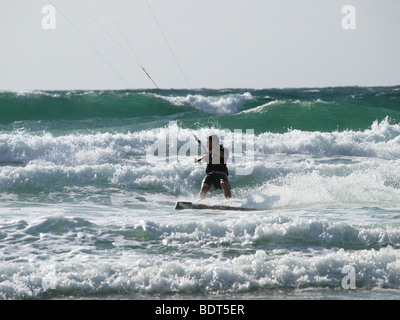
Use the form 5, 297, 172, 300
175, 201, 256, 211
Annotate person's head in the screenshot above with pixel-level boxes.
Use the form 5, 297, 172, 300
208, 135, 219, 150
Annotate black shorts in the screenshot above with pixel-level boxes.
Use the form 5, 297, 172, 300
201, 172, 230, 191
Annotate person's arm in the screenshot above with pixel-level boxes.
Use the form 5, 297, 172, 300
201, 152, 210, 163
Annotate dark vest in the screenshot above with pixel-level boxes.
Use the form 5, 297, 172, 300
206, 145, 229, 176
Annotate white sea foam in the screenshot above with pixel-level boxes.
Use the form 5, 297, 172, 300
153, 92, 253, 115
2, 119, 400, 208
1, 212, 400, 299
2, 118, 400, 167
255, 117, 400, 158
238, 100, 283, 114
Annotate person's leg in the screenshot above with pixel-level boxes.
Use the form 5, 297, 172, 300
198, 185, 209, 200
199, 174, 213, 200
220, 180, 231, 199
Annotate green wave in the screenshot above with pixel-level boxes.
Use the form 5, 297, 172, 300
0, 90, 181, 123
1, 86, 399, 134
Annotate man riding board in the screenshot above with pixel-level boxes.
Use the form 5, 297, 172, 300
198, 135, 231, 200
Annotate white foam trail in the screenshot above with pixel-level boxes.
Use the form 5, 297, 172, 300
255, 117, 400, 158
2, 212, 400, 299
2, 119, 400, 207
0, 131, 148, 166
153, 92, 253, 115
2, 118, 400, 167
239, 100, 282, 114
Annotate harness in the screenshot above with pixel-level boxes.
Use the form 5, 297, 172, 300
206, 145, 229, 176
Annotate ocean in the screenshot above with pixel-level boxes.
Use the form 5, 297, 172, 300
1, 86, 400, 300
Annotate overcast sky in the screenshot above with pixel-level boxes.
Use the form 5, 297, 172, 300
1, 0, 399, 90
